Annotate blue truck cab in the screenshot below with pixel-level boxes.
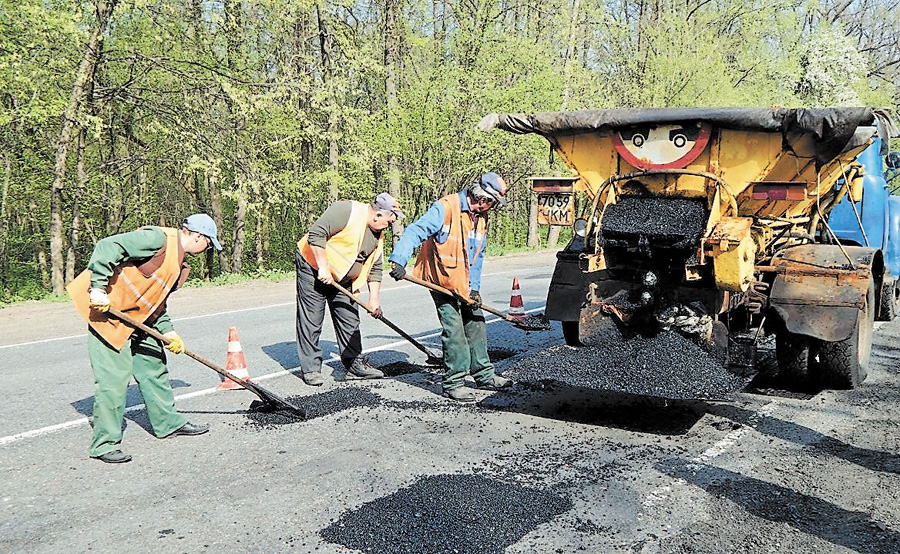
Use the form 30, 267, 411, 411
828, 137, 900, 320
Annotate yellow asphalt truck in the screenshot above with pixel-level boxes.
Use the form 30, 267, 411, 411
479, 107, 896, 390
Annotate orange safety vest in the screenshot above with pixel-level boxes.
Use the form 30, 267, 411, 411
67, 227, 188, 351
413, 193, 487, 298
296, 201, 383, 292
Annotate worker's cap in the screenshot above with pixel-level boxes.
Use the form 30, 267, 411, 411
478, 172, 508, 207
182, 213, 222, 251
373, 192, 405, 220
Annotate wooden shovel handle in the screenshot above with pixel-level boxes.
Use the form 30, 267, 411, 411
400, 273, 512, 321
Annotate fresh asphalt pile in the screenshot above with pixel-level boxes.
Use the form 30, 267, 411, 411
319, 474, 572, 554
380, 360, 434, 377
245, 388, 382, 427
243, 383, 501, 429
602, 197, 706, 242
510, 313, 552, 331
503, 329, 752, 400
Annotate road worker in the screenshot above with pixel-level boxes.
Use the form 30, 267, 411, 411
388, 173, 513, 402
295, 192, 404, 386
67, 214, 222, 463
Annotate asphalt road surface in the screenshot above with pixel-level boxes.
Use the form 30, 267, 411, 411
1, 249, 898, 553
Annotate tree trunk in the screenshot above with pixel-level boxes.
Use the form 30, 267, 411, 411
208, 174, 227, 276
232, 187, 246, 273
315, 5, 341, 204
384, 0, 403, 247
0, 154, 9, 287
49, 0, 118, 294
256, 210, 266, 270
29, 197, 50, 288
67, 128, 87, 284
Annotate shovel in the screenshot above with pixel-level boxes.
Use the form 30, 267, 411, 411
400, 273, 550, 331
107, 307, 307, 418
330, 281, 443, 366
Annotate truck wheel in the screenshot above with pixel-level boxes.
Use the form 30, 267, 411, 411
562, 321, 583, 346
814, 281, 874, 389
776, 325, 811, 388
877, 273, 897, 321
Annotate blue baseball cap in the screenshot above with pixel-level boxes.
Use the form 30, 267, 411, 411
183, 213, 222, 251
479, 172, 508, 206
374, 192, 405, 219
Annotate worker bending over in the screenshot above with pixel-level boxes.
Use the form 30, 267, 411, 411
295, 192, 404, 386
389, 173, 513, 402
68, 214, 222, 463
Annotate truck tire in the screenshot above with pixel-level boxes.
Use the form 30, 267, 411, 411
814, 281, 874, 389
877, 274, 899, 321
562, 321, 582, 346
776, 324, 811, 389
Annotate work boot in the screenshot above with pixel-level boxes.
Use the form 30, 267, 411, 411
92, 450, 132, 464
345, 358, 384, 379
477, 375, 512, 391
302, 372, 325, 386
166, 422, 210, 437
442, 387, 476, 403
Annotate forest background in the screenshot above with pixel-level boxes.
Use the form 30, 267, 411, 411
1, 0, 899, 301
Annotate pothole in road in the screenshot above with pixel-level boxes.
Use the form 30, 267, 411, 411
319, 473, 571, 554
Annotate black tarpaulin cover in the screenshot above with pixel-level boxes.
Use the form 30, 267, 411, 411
477, 107, 895, 166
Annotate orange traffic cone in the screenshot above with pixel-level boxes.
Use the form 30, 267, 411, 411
217, 326, 253, 390
509, 276, 525, 318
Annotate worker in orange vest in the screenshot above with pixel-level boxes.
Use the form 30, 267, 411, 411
295, 192, 404, 386
67, 214, 221, 463
388, 173, 513, 402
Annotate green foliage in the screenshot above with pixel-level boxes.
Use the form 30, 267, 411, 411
0, 0, 898, 300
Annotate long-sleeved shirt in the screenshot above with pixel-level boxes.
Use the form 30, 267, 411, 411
389, 191, 487, 291
306, 200, 383, 282
87, 227, 175, 334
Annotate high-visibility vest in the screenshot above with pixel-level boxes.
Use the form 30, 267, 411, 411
413, 193, 487, 298
67, 227, 187, 351
296, 201, 383, 292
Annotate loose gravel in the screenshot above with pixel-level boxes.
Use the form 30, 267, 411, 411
504, 329, 752, 399
319, 473, 572, 554
602, 196, 706, 241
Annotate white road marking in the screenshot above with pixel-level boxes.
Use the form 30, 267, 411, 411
642, 400, 779, 508
0, 306, 545, 446
0, 266, 544, 350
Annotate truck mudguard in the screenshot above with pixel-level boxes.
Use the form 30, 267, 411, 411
769, 245, 882, 342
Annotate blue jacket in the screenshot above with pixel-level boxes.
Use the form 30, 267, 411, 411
389, 191, 488, 291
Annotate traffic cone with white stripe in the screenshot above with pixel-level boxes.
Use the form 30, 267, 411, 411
509, 276, 525, 318
217, 326, 253, 390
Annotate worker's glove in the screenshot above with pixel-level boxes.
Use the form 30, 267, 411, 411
163, 332, 185, 354
468, 290, 482, 309
89, 288, 111, 313
389, 262, 406, 281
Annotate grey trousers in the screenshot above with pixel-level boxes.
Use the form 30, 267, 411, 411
295, 252, 362, 374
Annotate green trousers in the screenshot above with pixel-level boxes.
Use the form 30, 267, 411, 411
87, 328, 187, 457
431, 291, 496, 391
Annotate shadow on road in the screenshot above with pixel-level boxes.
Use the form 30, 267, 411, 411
477, 382, 706, 435
71, 379, 193, 434
709, 404, 900, 475
657, 457, 900, 554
